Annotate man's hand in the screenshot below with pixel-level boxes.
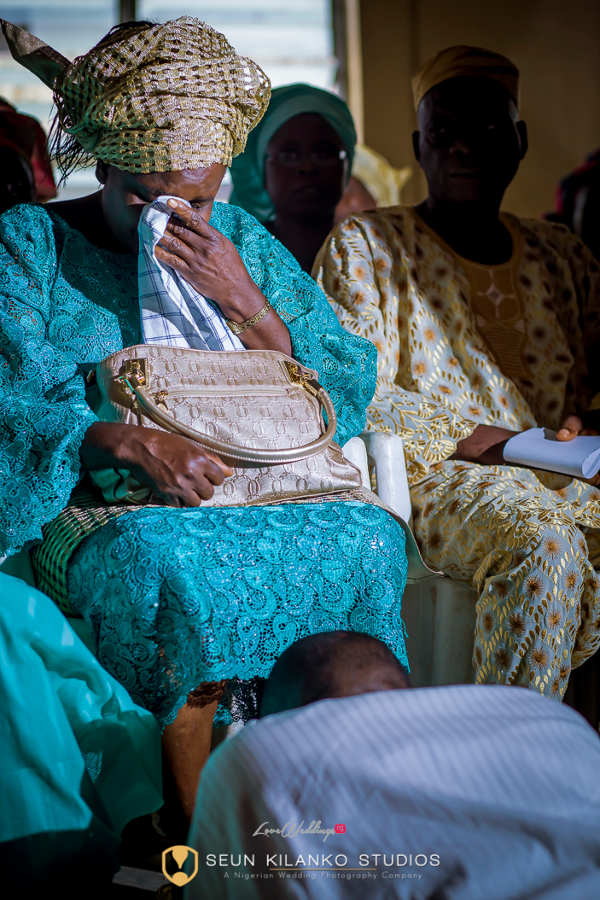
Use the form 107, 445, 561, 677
452, 419, 600, 485
556, 413, 600, 484
81, 422, 233, 507
451, 424, 519, 465
557, 412, 600, 441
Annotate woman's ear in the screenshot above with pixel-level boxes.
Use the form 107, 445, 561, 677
95, 160, 109, 185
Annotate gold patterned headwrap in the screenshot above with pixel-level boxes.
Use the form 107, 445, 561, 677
351, 145, 412, 207
0, 16, 271, 173
412, 45, 520, 112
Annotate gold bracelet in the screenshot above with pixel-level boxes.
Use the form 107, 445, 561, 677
226, 299, 272, 335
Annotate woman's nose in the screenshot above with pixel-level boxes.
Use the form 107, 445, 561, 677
297, 155, 319, 174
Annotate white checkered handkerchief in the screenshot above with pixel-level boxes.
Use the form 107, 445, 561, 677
138, 196, 245, 351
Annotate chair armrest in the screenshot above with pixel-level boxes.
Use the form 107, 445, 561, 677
360, 432, 412, 524
341, 436, 370, 489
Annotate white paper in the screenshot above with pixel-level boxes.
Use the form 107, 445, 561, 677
503, 427, 600, 479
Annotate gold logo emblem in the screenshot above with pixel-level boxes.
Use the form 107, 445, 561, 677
162, 845, 199, 887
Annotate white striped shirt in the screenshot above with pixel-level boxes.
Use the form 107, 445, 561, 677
188, 685, 600, 899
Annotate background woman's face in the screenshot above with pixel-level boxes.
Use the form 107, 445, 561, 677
264, 113, 347, 219
99, 162, 227, 252
0, 148, 35, 215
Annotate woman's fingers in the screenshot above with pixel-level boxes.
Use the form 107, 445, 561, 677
156, 231, 194, 265
166, 198, 216, 238
152, 471, 218, 507
165, 219, 205, 252
556, 415, 584, 441
205, 450, 234, 477
150, 485, 202, 508
154, 243, 194, 280
197, 455, 228, 486
132, 431, 231, 507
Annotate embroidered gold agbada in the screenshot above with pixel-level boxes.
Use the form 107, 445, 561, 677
316, 206, 600, 697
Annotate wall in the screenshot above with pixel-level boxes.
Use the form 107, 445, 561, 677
360, 0, 600, 216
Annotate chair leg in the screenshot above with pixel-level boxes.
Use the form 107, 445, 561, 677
564, 653, 600, 731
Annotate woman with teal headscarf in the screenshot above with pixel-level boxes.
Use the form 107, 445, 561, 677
230, 83, 356, 272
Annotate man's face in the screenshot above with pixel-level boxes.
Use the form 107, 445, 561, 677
98, 161, 227, 252
413, 77, 527, 205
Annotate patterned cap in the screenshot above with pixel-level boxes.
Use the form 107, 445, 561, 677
412, 45, 520, 112
1, 16, 271, 173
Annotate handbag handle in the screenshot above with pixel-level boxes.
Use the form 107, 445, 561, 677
121, 374, 338, 465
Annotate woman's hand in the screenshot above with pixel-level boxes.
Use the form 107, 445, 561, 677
156, 199, 259, 319
154, 199, 292, 354
80, 422, 233, 507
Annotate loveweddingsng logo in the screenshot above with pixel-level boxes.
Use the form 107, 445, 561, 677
162, 845, 199, 886
253, 821, 345, 843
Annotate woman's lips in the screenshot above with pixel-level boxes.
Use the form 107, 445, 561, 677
292, 185, 321, 196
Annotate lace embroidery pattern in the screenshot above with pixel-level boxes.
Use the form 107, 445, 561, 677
0, 201, 407, 728
0, 200, 377, 554
67, 501, 408, 728
412, 460, 600, 697
315, 206, 600, 484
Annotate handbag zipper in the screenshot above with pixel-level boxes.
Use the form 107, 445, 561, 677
149, 385, 292, 408
152, 385, 289, 402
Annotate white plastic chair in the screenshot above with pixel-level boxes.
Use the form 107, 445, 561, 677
1, 434, 477, 688
344, 433, 476, 688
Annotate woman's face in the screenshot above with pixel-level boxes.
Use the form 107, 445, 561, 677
98, 162, 227, 252
0, 148, 35, 215
264, 113, 348, 220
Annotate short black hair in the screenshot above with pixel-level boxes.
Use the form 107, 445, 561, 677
259, 631, 409, 717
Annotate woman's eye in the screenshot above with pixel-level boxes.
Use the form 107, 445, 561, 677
313, 148, 339, 162
277, 151, 300, 164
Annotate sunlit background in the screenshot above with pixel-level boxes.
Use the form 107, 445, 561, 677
0, 0, 335, 198
1, 0, 599, 217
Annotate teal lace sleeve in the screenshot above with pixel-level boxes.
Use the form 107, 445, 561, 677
0, 204, 96, 556
210, 202, 377, 445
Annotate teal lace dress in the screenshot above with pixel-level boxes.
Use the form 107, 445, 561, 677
0, 201, 408, 728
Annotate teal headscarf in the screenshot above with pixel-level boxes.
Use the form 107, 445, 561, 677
229, 83, 357, 223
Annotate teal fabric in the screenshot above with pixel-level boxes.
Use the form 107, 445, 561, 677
229, 83, 357, 222
0, 572, 162, 856
68, 501, 408, 729
0, 200, 375, 557
0, 200, 407, 730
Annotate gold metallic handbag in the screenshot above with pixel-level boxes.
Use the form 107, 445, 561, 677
87, 344, 366, 507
